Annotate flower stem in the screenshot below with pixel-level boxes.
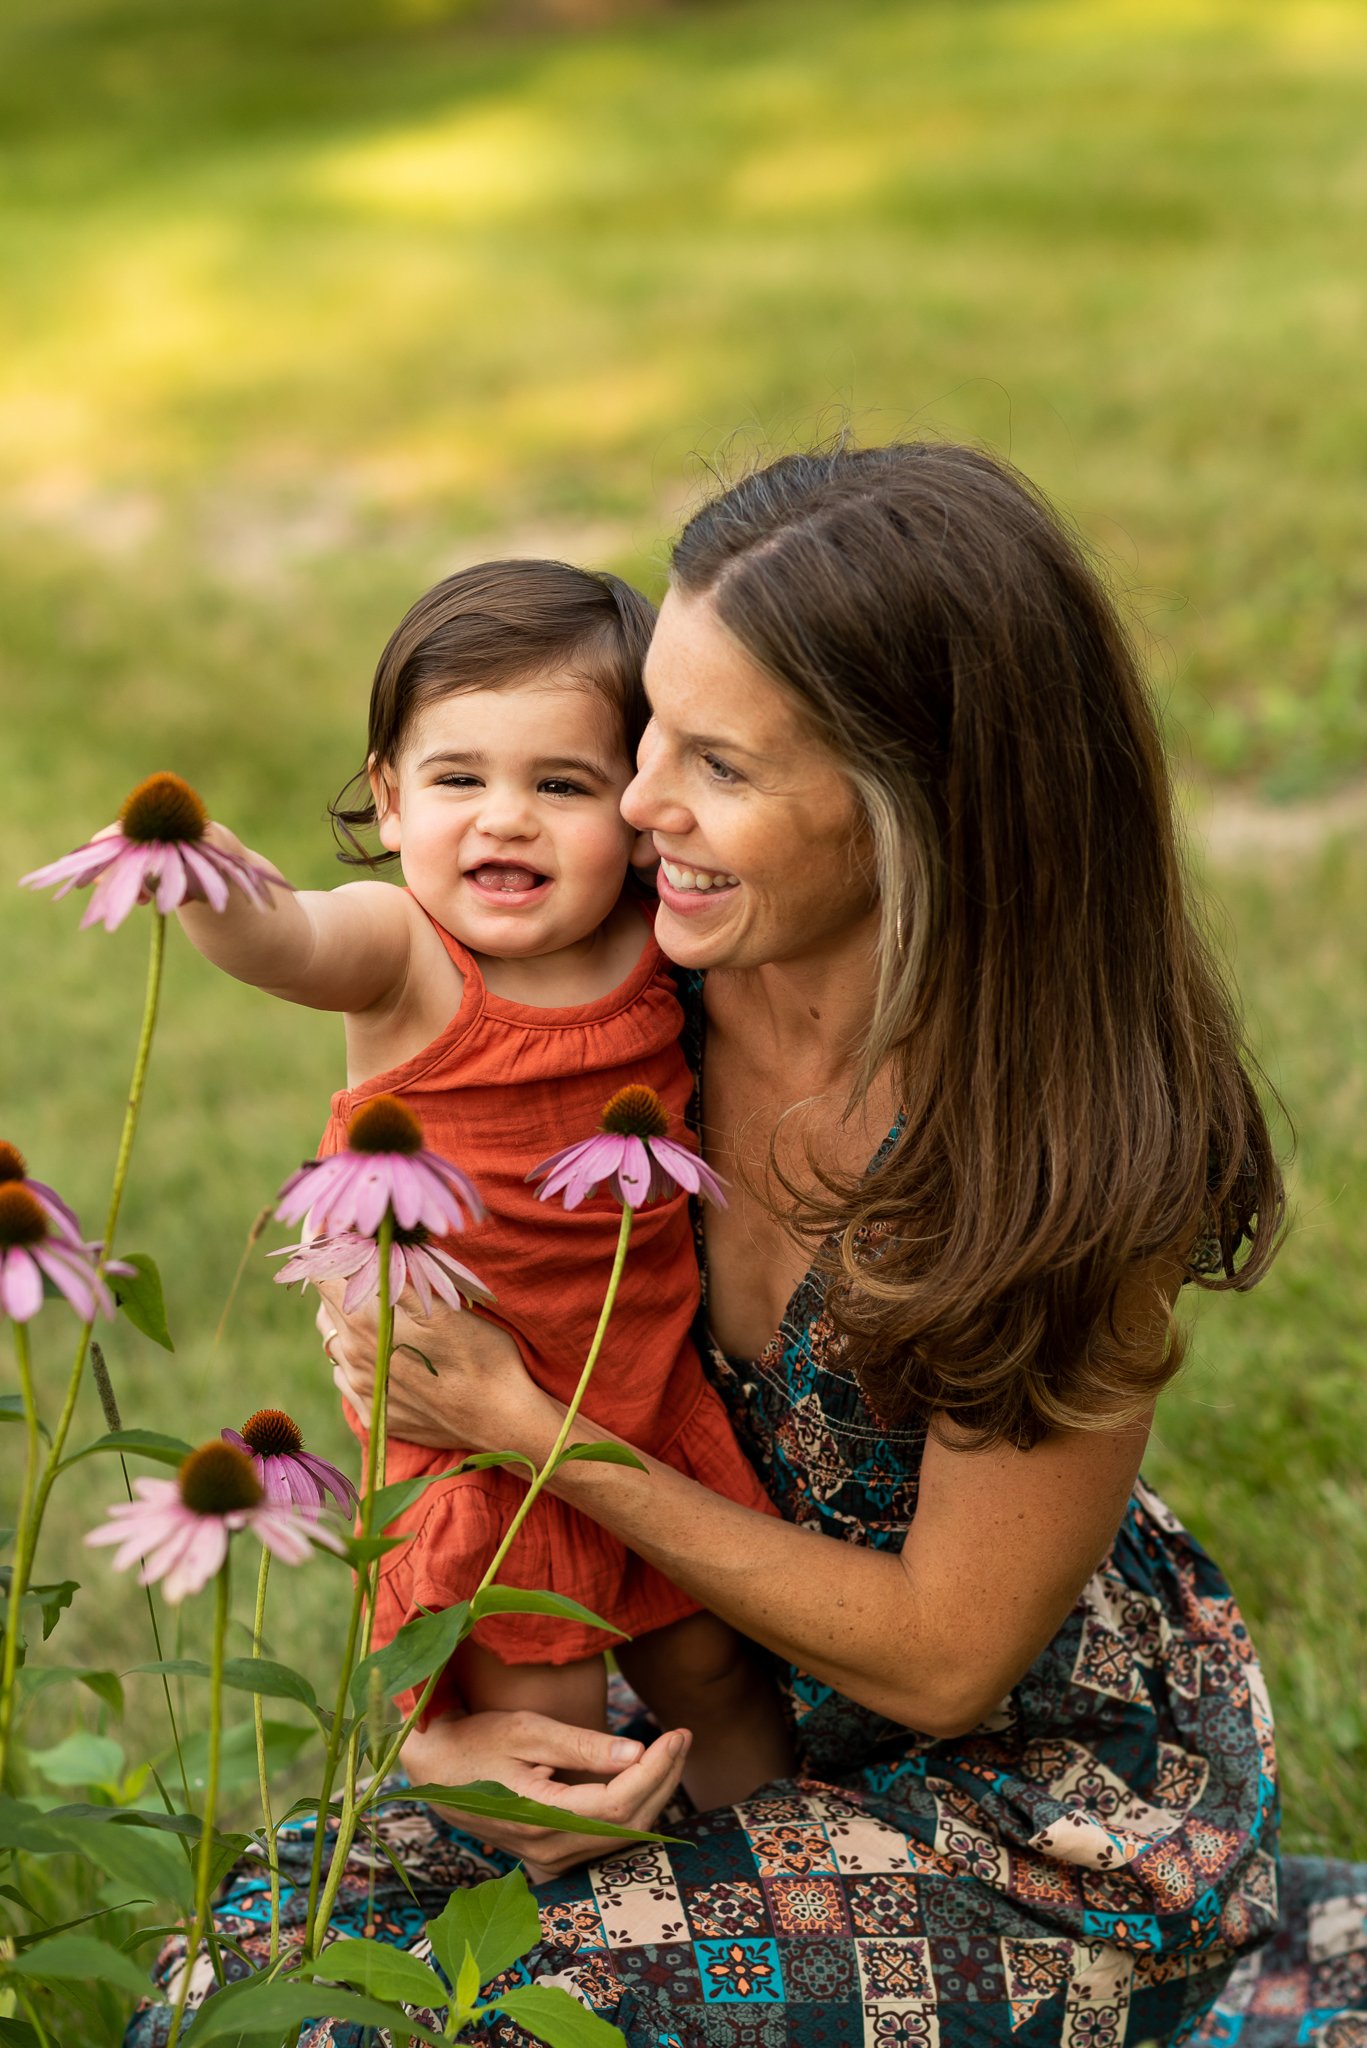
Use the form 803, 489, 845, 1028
103, 906, 166, 1257
9, 910, 169, 1772
251, 1545, 281, 1963
300, 1210, 395, 1957
349, 1206, 637, 1827
166, 1554, 230, 2048
477, 1205, 633, 1595
0, 1322, 43, 1783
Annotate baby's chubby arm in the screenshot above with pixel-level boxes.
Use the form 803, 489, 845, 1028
177, 821, 415, 1016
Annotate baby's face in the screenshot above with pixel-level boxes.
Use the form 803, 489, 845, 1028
371, 677, 637, 961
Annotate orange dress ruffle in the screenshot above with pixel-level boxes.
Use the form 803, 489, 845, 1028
321, 906, 775, 1713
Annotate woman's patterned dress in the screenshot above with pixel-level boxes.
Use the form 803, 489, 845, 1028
126, 984, 1367, 2048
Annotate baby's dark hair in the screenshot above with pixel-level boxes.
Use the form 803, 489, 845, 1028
331, 558, 656, 867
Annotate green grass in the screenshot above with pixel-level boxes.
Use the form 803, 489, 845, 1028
0, 0, 1364, 1953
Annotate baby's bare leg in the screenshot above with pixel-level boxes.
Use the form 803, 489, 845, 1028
452, 1638, 608, 1747
619, 1611, 794, 1810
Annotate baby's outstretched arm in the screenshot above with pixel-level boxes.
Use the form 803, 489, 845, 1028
177, 822, 415, 1019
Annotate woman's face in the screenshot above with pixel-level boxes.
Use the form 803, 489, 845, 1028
623, 587, 878, 972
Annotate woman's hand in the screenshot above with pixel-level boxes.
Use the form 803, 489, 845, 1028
400, 1708, 691, 1884
317, 1286, 553, 1452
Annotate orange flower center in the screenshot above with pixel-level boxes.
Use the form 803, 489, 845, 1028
0, 1142, 28, 1184
119, 772, 208, 846
347, 1094, 423, 1156
0, 1184, 48, 1248
178, 1441, 263, 1515
599, 1084, 669, 1139
240, 1408, 303, 1458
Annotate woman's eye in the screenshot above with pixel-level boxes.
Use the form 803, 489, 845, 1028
702, 753, 742, 786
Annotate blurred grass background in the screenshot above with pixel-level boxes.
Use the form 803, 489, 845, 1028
0, 0, 1363, 1885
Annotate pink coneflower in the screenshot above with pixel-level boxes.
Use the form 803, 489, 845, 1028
275, 1096, 483, 1240
529, 1084, 728, 1211
0, 1181, 118, 1324
0, 1140, 83, 1245
85, 1441, 343, 1603
20, 772, 289, 933
220, 1408, 359, 1514
272, 1225, 492, 1317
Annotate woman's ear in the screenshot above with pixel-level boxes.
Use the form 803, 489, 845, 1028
369, 758, 402, 854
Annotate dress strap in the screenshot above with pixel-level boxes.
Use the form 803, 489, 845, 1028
404, 889, 483, 990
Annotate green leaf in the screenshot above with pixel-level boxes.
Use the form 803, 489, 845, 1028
180, 1975, 447, 2046
37, 1801, 225, 1844
109, 1252, 174, 1351
6, 1932, 164, 2002
396, 1782, 666, 1843
427, 1866, 539, 1993
356, 1814, 421, 1910
58, 1427, 192, 1472
29, 1731, 124, 1787
132, 1656, 324, 1720
490, 1983, 626, 2046
14, 1900, 147, 1950
73, 1820, 195, 1912
456, 1940, 480, 2013
18, 1663, 124, 1717
0, 1395, 47, 1442
553, 1442, 647, 1472
0, 2018, 40, 2045
369, 1465, 467, 1530
469, 1587, 625, 1637
460, 1449, 538, 1476
349, 1602, 470, 1713
306, 1934, 448, 2007
0, 1573, 78, 1642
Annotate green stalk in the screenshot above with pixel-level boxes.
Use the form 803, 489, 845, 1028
251, 1545, 281, 1963
475, 1205, 633, 1594
10, 911, 168, 1763
349, 1206, 636, 1830
300, 1211, 394, 1957
166, 1555, 230, 2048
0, 1322, 43, 1781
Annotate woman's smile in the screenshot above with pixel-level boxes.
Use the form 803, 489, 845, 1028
624, 587, 876, 969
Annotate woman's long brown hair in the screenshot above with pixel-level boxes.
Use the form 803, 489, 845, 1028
674, 442, 1285, 1449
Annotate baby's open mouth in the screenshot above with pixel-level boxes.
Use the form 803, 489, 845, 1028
467, 863, 548, 895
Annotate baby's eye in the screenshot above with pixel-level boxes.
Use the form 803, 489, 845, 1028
539, 778, 589, 797
437, 773, 480, 790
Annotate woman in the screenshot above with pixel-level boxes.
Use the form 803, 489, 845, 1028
133, 444, 1363, 2046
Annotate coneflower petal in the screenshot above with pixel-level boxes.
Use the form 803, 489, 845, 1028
180, 841, 232, 913
615, 1136, 653, 1207
2, 1247, 44, 1322
152, 845, 188, 915
161, 1521, 230, 1603
84, 851, 150, 932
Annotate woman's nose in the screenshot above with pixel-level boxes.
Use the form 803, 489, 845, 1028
622, 722, 691, 836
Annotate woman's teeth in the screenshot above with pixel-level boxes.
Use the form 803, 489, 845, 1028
660, 859, 740, 893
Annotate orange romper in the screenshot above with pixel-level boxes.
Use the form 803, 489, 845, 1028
321, 910, 775, 1710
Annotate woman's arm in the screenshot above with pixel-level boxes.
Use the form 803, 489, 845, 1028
177, 822, 415, 1014
326, 1263, 1171, 1742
